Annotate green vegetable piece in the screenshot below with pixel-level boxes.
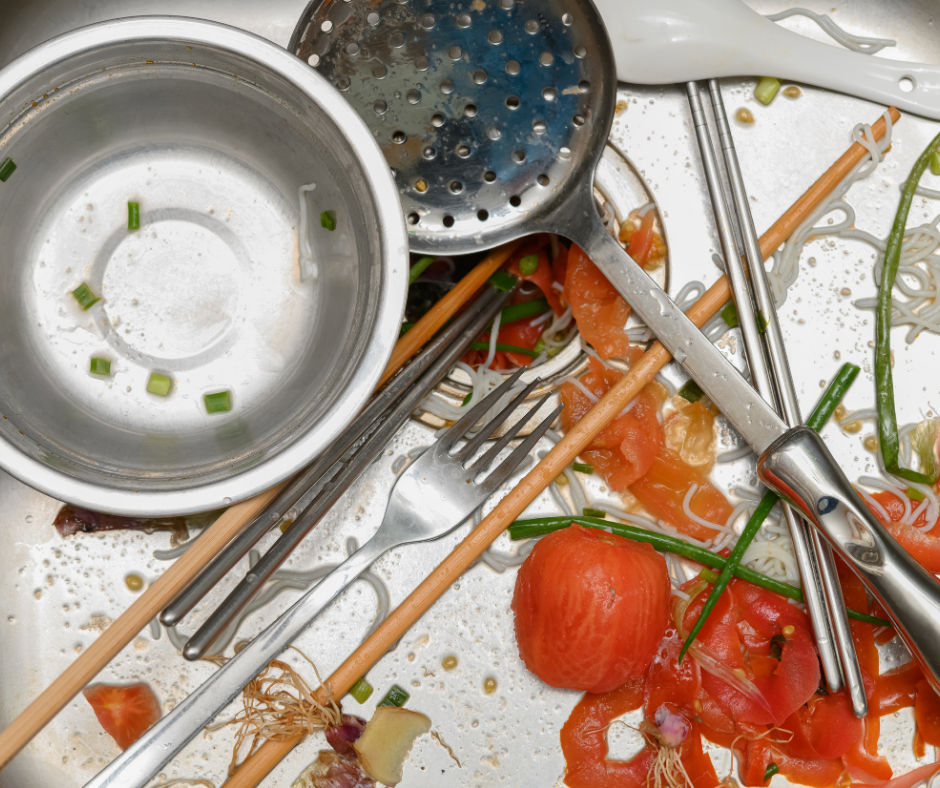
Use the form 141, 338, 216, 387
518, 254, 539, 276
508, 516, 890, 629
582, 507, 606, 519
754, 77, 781, 105
572, 462, 594, 474
377, 684, 409, 708
931, 149, 940, 177
677, 380, 705, 403
907, 486, 927, 501
147, 373, 172, 397
756, 310, 768, 334
0, 157, 16, 182
468, 341, 539, 357
500, 298, 549, 325
763, 762, 779, 782
89, 357, 111, 377
678, 363, 861, 663
350, 678, 374, 704
461, 392, 473, 407
487, 271, 519, 292
409, 256, 435, 284
320, 211, 336, 231
877, 131, 940, 485
721, 302, 739, 328
204, 390, 232, 414
127, 201, 140, 230
769, 634, 786, 661
72, 282, 100, 311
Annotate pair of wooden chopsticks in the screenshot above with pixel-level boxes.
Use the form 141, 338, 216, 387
0, 240, 520, 770
221, 107, 901, 787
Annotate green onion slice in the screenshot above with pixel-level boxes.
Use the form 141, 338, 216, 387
518, 254, 539, 275
377, 684, 410, 708
931, 149, 940, 177
677, 380, 705, 404
0, 157, 17, 182
350, 677, 374, 704
500, 298, 549, 325
147, 373, 172, 397
572, 462, 594, 474
763, 762, 779, 782
89, 357, 111, 377
72, 283, 100, 311
487, 271, 518, 292
320, 211, 336, 231
907, 486, 927, 502
754, 77, 781, 105
721, 302, 739, 328
127, 201, 140, 230
204, 390, 232, 414
582, 507, 606, 518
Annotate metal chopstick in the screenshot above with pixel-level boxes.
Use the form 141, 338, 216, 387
705, 79, 868, 716
685, 80, 852, 699
179, 284, 515, 660
161, 283, 509, 628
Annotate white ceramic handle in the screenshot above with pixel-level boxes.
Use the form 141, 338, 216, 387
596, 0, 940, 120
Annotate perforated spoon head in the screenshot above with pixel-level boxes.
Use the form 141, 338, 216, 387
291, 0, 617, 255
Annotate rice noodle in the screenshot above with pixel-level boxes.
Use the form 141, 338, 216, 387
682, 484, 733, 534
765, 8, 896, 54
297, 182, 318, 281
561, 376, 599, 403
716, 444, 753, 464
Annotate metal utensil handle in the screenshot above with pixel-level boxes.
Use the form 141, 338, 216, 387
759, 427, 940, 691
82, 532, 393, 788
180, 286, 513, 660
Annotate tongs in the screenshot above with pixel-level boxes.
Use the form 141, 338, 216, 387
687, 81, 867, 715
161, 281, 514, 659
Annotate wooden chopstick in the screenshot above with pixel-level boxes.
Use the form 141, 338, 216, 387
221, 107, 900, 788
0, 241, 521, 771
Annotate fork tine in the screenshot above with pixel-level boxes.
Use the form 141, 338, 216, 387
454, 377, 543, 462
468, 390, 553, 474
440, 366, 528, 451
480, 401, 564, 494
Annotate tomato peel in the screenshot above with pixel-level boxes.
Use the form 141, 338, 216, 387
82, 682, 161, 750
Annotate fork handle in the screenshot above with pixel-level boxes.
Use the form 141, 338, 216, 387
759, 427, 940, 693
82, 534, 392, 788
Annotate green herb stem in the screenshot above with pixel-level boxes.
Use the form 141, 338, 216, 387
877, 132, 940, 484
763, 762, 780, 782
507, 517, 889, 628
127, 201, 140, 230
572, 462, 594, 474
499, 298, 549, 326
678, 362, 860, 662
409, 256, 436, 284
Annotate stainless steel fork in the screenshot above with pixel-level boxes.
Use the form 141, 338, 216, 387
83, 368, 562, 788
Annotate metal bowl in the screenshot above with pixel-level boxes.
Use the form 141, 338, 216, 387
0, 17, 408, 516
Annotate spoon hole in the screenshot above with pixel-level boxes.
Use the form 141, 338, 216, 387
509, 195, 521, 207
899, 75, 916, 93
443, 215, 455, 227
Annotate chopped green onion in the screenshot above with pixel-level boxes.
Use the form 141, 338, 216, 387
500, 298, 549, 325
72, 282, 100, 310
508, 516, 889, 627
349, 678, 374, 704
320, 211, 336, 231
468, 341, 539, 357
768, 634, 786, 661
679, 362, 860, 662
763, 763, 779, 782
146, 373, 172, 397
877, 132, 940, 485
677, 380, 705, 403
399, 321, 415, 337
756, 310, 768, 334
127, 201, 140, 230
89, 357, 111, 377
907, 486, 926, 501
488, 271, 518, 292
754, 77, 781, 105
533, 337, 563, 358
721, 302, 739, 328
377, 684, 409, 708
461, 392, 473, 407
931, 149, 940, 177
518, 254, 539, 276
409, 256, 435, 284
204, 390, 232, 414
582, 507, 606, 518
572, 462, 594, 474
0, 157, 17, 182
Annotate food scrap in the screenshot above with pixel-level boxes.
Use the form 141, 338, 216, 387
82, 682, 161, 750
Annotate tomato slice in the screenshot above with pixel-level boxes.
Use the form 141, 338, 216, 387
643, 628, 701, 721
83, 682, 161, 750
564, 244, 633, 359
772, 749, 848, 788
783, 691, 863, 760
872, 661, 922, 715
914, 680, 940, 753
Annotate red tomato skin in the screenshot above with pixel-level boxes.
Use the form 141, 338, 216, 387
512, 525, 670, 693
82, 682, 161, 750
915, 680, 940, 749
866, 490, 940, 573
564, 244, 633, 359
643, 628, 702, 720
496, 319, 544, 368
872, 661, 922, 715
772, 750, 848, 788
782, 691, 862, 760
627, 210, 656, 266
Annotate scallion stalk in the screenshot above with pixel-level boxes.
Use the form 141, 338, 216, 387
127, 201, 140, 230
488, 271, 518, 292
572, 462, 594, 474
72, 282, 100, 311
931, 149, 940, 177
0, 157, 17, 182
907, 486, 926, 501
677, 380, 705, 403
147, 373, 172, 397
721, 302, 739, 328
877, 131, 940, 484
377, 684, 409, 708
678, 362, 860, 662
754, 77, 781, 105
582, 507, 606, 518
89, 357, 111, 377
763, 762, 780, 781
409, 256, 435, 284
204, 390, 232, 414
499, 298, 549, 325
349, 678, 374, 704
321, 211, 336, 231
